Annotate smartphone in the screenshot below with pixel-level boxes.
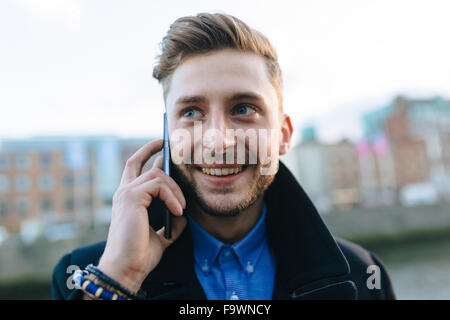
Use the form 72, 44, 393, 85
163, 112, 172, 239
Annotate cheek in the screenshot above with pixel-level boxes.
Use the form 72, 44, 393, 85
254, 128, 280, 160
170, 129, 195, 165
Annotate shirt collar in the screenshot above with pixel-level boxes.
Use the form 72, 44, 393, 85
187, 204, 268, 274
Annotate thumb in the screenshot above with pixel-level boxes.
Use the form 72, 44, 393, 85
156, 215, 187, 250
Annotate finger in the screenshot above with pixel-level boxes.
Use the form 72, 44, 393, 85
156, 216, 187, 248
121, 139, 163, 185
138, 178, 184, 216
152, 155, 163, 169
132, 167, 186, 209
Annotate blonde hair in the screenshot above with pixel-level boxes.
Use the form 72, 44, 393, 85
153, 12, 283, 109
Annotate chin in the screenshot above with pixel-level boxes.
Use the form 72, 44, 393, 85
196, 193, 248, 217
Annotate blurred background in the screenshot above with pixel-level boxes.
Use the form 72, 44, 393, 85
1, 0, 449, 299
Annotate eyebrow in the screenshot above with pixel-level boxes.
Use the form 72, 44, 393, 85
175, 91, 265, 106
228, 92, 265, 103
175, 95, 208, 106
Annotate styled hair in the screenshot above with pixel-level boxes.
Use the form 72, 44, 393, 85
152, 12, 283, 109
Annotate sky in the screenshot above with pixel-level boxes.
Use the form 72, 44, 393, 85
1, 0, 449, 144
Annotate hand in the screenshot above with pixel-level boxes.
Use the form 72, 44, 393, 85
96, 139, 187, 293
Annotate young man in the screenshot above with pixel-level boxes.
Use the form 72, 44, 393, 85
52, 12, 395, 300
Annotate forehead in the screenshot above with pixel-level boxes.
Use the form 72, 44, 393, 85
165, 49, 277, 109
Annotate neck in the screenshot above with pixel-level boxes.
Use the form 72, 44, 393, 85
187, 197, 265, 244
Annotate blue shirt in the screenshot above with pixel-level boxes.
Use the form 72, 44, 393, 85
187, 204, 276, 300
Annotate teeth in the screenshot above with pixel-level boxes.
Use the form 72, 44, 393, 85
201, 167, 243, 176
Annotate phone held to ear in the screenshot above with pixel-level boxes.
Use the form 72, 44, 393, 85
163, 112, 172, 239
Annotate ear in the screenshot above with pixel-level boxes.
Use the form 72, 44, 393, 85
279, 113, 293, 155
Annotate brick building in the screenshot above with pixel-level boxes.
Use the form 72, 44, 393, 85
364, 95, 450, 202
327, 139, 361, 211
0, 136, 154, 231
283, 95, 450, 212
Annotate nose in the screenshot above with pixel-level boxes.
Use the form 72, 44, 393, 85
202, 109, 235, 153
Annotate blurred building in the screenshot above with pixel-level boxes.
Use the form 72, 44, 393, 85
355, 136, 397, 208
283, 95, 450, 213
365, 96, 450, 204
283, 127, 362, 212
0, 136, 154, 231
282, 126, 332, 213
328, 139, 361, 211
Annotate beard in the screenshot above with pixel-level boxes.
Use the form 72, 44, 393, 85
170, 161, 278, 217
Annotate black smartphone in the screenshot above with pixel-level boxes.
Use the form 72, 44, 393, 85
163, 112, 172, 239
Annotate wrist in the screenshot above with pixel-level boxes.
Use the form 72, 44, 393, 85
82, 293, 94, 300
97, 257, 146, 294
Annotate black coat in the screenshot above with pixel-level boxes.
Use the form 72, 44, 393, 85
52, 162, 396, 300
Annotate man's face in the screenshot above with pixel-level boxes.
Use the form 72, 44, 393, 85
165, 49, 292, 216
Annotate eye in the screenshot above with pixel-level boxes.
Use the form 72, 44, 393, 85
183, 108, 202, 118
233, 104, 255, 116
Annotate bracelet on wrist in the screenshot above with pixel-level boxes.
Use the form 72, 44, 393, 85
86, 273, 128, 298
73, 269, 130, 300
86, 264, 147, 300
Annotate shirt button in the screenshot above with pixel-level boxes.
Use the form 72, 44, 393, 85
230, 292, 239, 300
201, 265, 209, 273
224, 249, 232, 257
246, 263, 254, 274
201, 259, 209, 273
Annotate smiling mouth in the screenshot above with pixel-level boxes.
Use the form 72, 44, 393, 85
196, 165, 248, 176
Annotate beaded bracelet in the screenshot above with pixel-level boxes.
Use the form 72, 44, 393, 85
86, 273, 127, 298
73, 269, 129, 300
85, 264, 147, 300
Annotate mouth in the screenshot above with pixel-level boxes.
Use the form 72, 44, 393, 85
198, 166, 247, 176
193, 165, 249, 186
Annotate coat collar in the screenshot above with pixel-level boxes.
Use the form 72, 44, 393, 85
264, 162, 354, 299
142, 161, 355, 300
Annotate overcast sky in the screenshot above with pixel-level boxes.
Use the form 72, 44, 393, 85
1, 0, 449, 143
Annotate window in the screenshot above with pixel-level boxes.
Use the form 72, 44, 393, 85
0, 175, 10, 192
39, 154, 52, 169
39, 174, 53, 192
84, 198, 93, 210
62, 174, 74, 187
15, 175, 30, 192
41, 199, 52, 213
62, 173, 92, 187
15, 154, 30, 170
16, 197, 29, 216
0, 155, 9, 170
0, 202, 8, 217
83, 173, 92, 185
65, 198, 74, 211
